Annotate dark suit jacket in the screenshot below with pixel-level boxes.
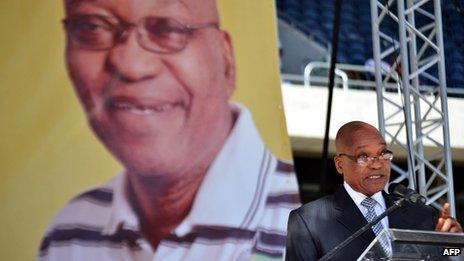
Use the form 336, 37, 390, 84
285, 186, 438, 261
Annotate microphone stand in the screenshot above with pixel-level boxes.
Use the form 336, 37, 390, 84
319, 198, 406, 261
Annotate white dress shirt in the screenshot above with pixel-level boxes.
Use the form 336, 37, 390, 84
343, 182, 389, 230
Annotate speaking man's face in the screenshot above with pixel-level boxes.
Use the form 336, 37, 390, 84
64, 0, 236, 176
335, 127, 391, 196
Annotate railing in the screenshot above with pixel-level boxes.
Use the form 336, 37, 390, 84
303, 61, 349, 91
284, 62, 464, 97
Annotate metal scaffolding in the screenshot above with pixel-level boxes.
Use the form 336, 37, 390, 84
370, 0, 456, 216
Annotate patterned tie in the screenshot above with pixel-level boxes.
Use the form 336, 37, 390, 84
361, 197, 391, 256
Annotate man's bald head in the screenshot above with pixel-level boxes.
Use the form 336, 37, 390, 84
335, 121, 384, 154
185, 0, 220, 23
65, 0, 220, 23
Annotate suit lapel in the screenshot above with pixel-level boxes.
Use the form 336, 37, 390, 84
333, 187, 377, 244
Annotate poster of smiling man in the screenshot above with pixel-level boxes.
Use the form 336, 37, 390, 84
0, 0, 300, 260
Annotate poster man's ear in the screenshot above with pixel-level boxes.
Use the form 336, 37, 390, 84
220, 31, 236, 97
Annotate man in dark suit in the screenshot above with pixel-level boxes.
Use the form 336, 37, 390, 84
285, 121, 462, 261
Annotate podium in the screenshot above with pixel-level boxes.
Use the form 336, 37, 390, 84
357, 229, 464, 261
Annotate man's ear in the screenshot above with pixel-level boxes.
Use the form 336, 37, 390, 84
334, 156, 344, 175
220, 31, 236, 98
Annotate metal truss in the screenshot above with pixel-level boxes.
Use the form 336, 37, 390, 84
370, 0, 456, 216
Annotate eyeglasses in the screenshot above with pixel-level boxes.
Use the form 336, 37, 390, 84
338, 150, 394, 166
62, 14, 219, 54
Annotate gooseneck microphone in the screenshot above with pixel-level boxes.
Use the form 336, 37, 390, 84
388, 183, 426, 205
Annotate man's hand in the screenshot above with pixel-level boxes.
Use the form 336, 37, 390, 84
435, 203, 463, 233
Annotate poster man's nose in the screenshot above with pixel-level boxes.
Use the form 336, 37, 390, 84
105, 33, 163, 82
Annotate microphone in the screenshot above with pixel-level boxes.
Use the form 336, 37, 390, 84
388, 183, 426, 205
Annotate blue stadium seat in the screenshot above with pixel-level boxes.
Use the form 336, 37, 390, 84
350, 52, 366, 65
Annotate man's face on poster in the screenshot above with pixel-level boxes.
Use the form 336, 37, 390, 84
64, 0, 236, 177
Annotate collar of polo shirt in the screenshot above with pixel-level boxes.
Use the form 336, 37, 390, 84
103, 103, 268, 236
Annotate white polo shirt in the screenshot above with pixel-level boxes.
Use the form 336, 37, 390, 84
38, 103, 300, 261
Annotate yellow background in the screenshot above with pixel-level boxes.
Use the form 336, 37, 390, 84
0, 0, 291, 260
